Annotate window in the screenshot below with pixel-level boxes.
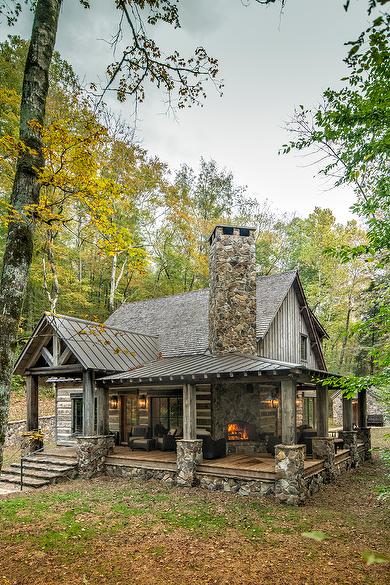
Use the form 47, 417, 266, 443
72, 395, 83, 435
300, 334, 308, 362
151, 396, 183, 433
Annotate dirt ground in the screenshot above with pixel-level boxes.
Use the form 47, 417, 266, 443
0, 455, 389, 585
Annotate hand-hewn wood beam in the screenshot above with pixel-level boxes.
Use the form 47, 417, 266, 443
83, 370, 95, 436
96, 385, 109, 435
358, 389, 367, 428
40, 346, 53, 366
26, 375, 39, 431
316, 385, 329, 437
342, 395, 353, 431
281, 378, 297, 444
183, 383, 196, 440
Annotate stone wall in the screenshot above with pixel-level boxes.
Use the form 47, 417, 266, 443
198, 474, 274, 496
212, 382, 279, 441
76, 435, 114, 478
106, 465, 176, 486
208, 226, 257, 355
5, 415, 55, 447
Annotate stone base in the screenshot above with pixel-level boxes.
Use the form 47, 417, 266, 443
312, 437, 337, 483
176, 439, 203, 487
76, 435, 114, 479
198, 473, 274, 496
21, 432, 43, 457
356, 427, 372, 461
106, 465, 176, 486
339, 430, 359, 467
275, 444, 306, 505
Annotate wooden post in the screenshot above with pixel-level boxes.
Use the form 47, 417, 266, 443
358, 389, 367, 428
342, 395, 353, 431
96, 385, 109, 435
83, 370, 95, 436
183, 383, 196, 440
316, 385, 329, 437
26, 375, 39, 431
281, 378, 296, 445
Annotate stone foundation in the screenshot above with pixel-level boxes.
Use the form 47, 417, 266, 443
176, 439, 203, 487
356, 427, 372, 461
106, 465, 176, 486
312, 437, 337, 483
339, 430, 359, 467
198, 473, 274, 496
20, 432, 44, 457
76, 435, 114, 478
275, 444, 306, 505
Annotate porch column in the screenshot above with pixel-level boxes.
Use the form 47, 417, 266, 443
338, 430, 359, 468
342, 395, 353, 431
96, 385, 109, 436
358, 389, 367, 428
177, 383, 202, 487
281, 378, 296, 444
182, 383, 197, 440
26, 375, 39, 431
312, 437, 336, 483
316, 385, 329, 438
83, 370, 95, 436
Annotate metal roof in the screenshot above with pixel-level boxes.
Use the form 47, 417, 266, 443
105, 271, 299, 358
99, 353, 306, 384
13, 313, 159, 374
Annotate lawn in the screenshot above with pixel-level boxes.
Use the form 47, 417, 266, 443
0, 458, 389, 585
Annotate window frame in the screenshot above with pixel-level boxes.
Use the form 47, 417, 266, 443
300, 333, 308, 363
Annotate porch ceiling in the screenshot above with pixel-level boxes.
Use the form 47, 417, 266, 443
98, 353, 335, 385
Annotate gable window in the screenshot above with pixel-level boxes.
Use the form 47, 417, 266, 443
71, 395, 83, 435
300, 334, 308, 362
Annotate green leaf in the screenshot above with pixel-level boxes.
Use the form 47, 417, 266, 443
302, 531, 328, 542
361, 551, 389, 566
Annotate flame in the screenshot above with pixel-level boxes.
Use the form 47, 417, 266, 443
227, 423, 249, 441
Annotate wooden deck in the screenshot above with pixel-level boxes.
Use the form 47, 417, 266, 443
46, 445, 354, 482
105, 447, 326, 481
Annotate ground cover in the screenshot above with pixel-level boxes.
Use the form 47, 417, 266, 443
0, 457, 389, 585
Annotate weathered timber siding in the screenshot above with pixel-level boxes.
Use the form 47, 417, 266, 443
56, 383, 82, 445
196, 385, 211, 431
258, 287, 318, 369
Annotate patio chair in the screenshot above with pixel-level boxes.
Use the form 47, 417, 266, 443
297, 428, 317, 455
196, 429, 226, 460
128, 425, 155, 451
155, 427, 177, 451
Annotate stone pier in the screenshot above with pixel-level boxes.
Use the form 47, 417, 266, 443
339, 430, 359, 467
275, 444, 306, 505
76, 435, 114, 479
312, 437, 336, 483
176, 439, 203, 487
356, 427, 372, 461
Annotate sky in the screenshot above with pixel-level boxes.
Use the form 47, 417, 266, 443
0, 0, 376, 222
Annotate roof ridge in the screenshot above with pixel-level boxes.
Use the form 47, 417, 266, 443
46, 313, 158, 339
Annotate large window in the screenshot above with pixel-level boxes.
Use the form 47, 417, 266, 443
71, 395, 83, 435
151, 396, 183, 434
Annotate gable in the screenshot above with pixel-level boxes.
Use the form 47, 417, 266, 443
14, 313, 159, 375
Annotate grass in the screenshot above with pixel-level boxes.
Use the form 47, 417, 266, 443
0, 457, 389, 585
1, 416, 387, 582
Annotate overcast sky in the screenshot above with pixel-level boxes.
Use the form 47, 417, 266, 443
1, 0, 375, 221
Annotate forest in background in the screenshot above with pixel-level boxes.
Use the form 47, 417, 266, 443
0, 35, 382, 378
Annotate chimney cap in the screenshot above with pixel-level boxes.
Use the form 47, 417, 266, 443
208, 224, 256, 243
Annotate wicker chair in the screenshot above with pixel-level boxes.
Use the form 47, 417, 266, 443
128, 425, 155, 451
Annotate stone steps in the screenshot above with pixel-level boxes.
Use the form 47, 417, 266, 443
0, 450, 78, 490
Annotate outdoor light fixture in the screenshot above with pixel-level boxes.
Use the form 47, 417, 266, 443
138, 395, 147, 409
109, 395, 118, 409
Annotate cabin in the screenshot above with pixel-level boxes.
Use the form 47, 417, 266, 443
9, 225, 371, 504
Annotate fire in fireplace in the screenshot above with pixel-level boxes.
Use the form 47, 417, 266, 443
226, 420, 257, 441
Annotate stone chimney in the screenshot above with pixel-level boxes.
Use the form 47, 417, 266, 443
208, 225, 257, 355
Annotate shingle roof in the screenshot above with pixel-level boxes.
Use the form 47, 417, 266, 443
105, 271, 297, 358
14, 313, 159, 374
99, 353, 303, 384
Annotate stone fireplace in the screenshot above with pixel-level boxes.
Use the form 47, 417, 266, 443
212, 382, 280, 454
226, 420, 257, 441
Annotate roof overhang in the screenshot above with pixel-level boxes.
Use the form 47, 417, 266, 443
98, 353, 338, 387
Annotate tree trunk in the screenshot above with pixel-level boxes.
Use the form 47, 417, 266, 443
0, 0, 62, 470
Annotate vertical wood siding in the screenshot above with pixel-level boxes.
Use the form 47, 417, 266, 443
258, 287, 319, 369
